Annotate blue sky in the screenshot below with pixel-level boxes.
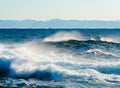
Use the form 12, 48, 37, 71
0, 0, 120, 20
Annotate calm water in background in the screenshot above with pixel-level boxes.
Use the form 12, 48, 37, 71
0, 29, 120, 88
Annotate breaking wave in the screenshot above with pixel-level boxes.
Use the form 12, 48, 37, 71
0, 41, 77, 80
0, 40, 120, 85
43, 31, 120, 44
0, 30, 120, 88
43, 31, 85, 42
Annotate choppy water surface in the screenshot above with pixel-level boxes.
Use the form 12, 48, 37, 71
0, 29, 120, 88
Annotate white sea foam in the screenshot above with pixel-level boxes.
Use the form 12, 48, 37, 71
0, 41, 120, 84
0, 41, 77, 79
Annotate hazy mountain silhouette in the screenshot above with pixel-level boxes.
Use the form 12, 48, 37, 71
0, 19, 120, 28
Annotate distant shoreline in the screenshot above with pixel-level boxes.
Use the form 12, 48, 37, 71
0, 19, 120, 29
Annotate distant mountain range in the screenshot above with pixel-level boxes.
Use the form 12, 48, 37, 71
0, 19, 120, 28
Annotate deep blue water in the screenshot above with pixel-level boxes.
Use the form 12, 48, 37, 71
0, 29, 120, 88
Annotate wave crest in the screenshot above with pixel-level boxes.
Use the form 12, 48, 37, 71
43, 31, 84, 42
43, 31, 120, 44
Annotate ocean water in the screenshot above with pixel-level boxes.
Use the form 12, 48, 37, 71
0, 29, 120, 88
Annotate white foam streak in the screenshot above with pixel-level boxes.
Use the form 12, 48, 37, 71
87, 49, 118, 57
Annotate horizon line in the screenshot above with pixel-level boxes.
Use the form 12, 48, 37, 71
0, 18, 120, 21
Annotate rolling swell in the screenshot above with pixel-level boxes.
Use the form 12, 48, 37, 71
50, 40, 120, 48
47, 40, 120, 59
43, 31, 120, 55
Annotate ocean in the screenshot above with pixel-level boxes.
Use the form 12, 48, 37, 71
0, 29, 120, 88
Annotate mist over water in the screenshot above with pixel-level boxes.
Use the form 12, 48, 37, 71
0, 29, 120, 88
